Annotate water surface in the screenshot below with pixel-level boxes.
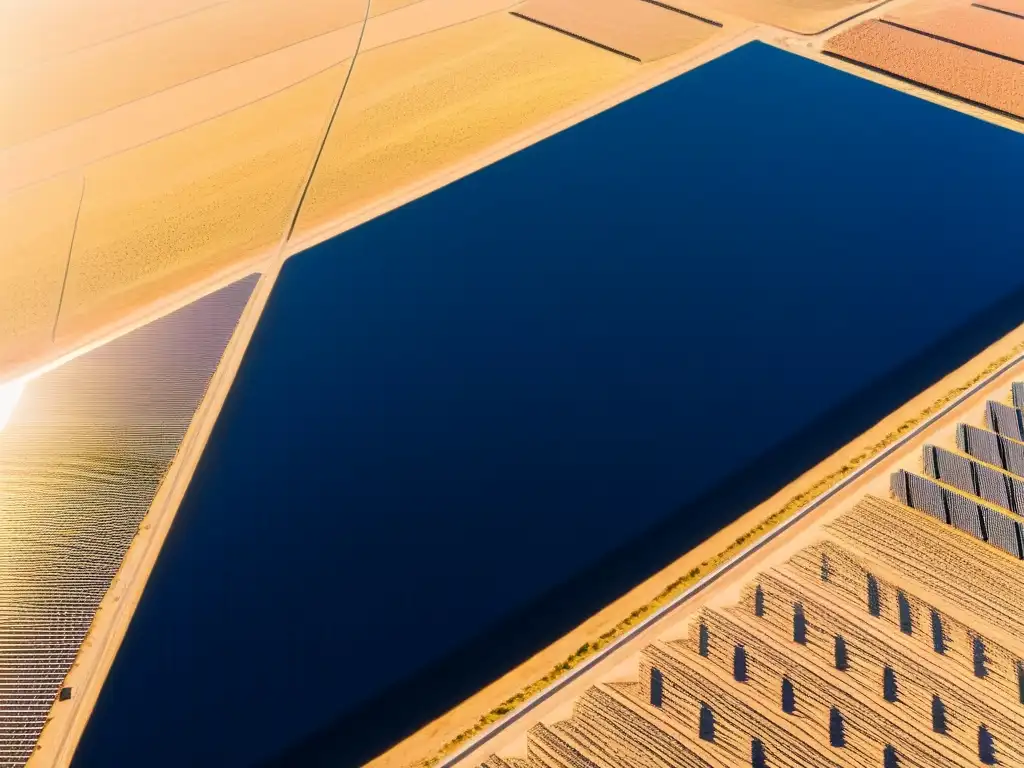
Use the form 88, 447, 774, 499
74, 42, 1024, 768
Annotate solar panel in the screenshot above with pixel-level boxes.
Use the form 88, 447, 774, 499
0, 275, 256, 767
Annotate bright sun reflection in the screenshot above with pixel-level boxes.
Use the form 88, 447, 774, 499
0, 378, 27, 432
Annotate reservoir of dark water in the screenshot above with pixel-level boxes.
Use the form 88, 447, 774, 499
73, 41, 1024, 768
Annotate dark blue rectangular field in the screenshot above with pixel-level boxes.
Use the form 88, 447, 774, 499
74, 41, 1024, 768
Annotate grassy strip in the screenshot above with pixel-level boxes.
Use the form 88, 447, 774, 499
423, 340, 1024, 767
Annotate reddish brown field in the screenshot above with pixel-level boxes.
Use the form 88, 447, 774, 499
974, 0, 1024, 18
884, 5, 1024, 63
512, 0, 718, 62
824, 20, 1024, 118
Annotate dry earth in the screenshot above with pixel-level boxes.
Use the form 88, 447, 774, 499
0, 176, 83, 372
824, 19, 1024, 117
292, 11, 643, 235
510, 0, 720, 62
883, 3, 1024, 63
974, 0, 1024, 16
0, 0, 228, 69
0, 0, 367, 147
656, 0, 884, 34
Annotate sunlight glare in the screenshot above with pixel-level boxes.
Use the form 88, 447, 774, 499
0, 378, 26, 432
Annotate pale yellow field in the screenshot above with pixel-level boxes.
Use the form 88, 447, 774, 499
54, 64, 343, 342
1, 27, 360, 196
294, 12, 638, 234
0, 0, 365, 148
666, 0, 881, 34
373, 0, 429, 14
0, 0, 228, 68
0, 176, 83, 371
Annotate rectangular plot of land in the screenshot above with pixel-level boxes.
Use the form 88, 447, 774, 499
883, 5, 1024, 64
656, 0, 876, 35
975, 0, 1024, 19
512, 0, 718, 62
824, 20, 1024, 119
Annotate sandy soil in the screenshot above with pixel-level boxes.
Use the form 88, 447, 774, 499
0, 176, 83, 372
0, 29, 361, 196
0, 0, 366, 148
292, 12, 642, 234
0, 0, 529, 197
512, 0, 719, 62
374, 0, 431, 14
883, 3, 1024, 63
51, 63, 345, 347
661, 0, 884, 35
0, 0, 228, 69
975, 0, 1024, 16
363, 0, 524, 49
824, 20, 1024, 118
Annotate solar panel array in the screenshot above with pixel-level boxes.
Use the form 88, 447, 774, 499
473, 377, 1024, 768
957, 423, 1024, 478
478, 491, 1024, 768
1014, 382, 1024, 410
985, 400, 1024, 442
0, 275, 257, 767
891, 469, 1024, 560
923, 445, 1024, 516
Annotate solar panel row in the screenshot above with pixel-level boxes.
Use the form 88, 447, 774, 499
957, 423, 1024, 478
925, 444, 1024, 516
985, 400, 1024, 442
892, 468, 1024, 560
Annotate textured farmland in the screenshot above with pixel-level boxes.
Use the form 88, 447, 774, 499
479, 497, 1024, 767
1, 0, 365, 148
511, 0, 717, 62
882, 5, 1024, 64
823, 20, 1024, 118
651, 0, 879, 34
974, 0, 1024, 19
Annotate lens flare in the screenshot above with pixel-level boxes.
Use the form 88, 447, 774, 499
0, 378, 26, 432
